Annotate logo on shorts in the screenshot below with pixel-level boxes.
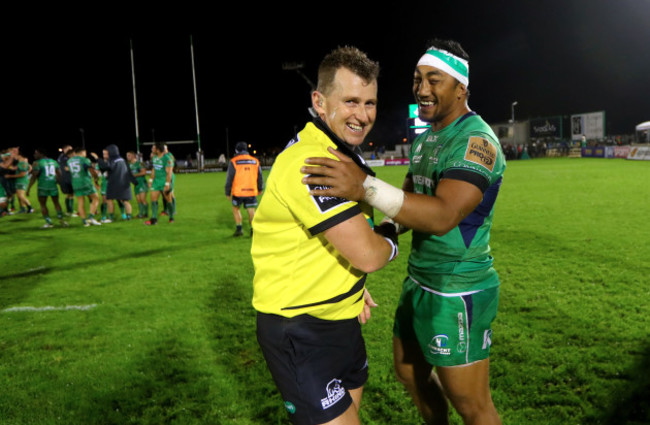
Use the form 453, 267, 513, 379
482, 329, 493, 350
429, 334, 451, 356
284, 401, 296, 414
321, 379, 346, 409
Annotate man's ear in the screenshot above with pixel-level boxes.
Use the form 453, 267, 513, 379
312, 91, 325, 115
456, 83, 467, 99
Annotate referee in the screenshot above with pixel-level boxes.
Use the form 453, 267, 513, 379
251, 46, 399, 425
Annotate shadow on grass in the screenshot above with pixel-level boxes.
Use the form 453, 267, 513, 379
0, 248, 168, 310
0, 248, 168, 281
598, 342, 650, 425
81, 336, 214, 425
204, 272, 287, 424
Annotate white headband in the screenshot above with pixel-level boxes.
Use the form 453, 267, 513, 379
417, 48, 469, 87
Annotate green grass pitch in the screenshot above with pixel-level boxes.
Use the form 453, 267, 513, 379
1, 157, 648, 424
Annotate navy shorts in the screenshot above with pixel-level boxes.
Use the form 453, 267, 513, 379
231, 196, 257, 208
256, 312, 368, 425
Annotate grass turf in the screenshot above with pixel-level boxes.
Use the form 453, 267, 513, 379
0, 157, 648, 424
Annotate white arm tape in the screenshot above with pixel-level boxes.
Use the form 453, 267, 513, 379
362, 175, 405, 219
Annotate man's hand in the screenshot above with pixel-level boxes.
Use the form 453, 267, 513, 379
301, 147, 367, 201
358, 289, 378, 325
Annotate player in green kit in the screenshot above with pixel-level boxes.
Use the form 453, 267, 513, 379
161, 144, 176, 221
67, 147, 102, 226
14, 151, 34, 213
301, 39, 505, 425
127, 151, 149, 218
26, 148, 67, 228
91, 150, 111, 223
145, 142, 175, 225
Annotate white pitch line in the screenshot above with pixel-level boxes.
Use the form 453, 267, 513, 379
2, 304, 98, 313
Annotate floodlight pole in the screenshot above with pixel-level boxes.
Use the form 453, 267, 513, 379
282, 61, 318, 120
190, 35, 202, 159
130, 39, 141, 154
511, 101, 518, 144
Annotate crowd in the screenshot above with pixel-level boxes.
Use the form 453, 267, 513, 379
0, 141, 177, 228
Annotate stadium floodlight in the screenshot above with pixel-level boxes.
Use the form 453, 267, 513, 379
282, 61, 317, 120
511, 101, 518, 143
282, 61, 316, 90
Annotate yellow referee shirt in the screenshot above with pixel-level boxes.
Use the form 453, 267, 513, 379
251, 121, 374, 321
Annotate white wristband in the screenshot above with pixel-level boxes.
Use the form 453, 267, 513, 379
382, 236, 399, 262
362, 175, 405, 219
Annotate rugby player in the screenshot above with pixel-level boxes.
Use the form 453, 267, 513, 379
301, 38, 505, 425
26, 148, 68, 228
67, 147, 101, 226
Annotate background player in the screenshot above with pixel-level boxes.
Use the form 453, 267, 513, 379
67, 147, 102, 226
127, 151, 149, 218
27, 148, 67, 228
145, 142, 175, 225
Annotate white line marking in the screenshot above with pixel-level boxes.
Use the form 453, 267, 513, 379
2, 304, 98, 313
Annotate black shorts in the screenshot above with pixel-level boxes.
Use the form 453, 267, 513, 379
231, 195, 257, 208
256, 312, 368, 425
59, 181, 73, 195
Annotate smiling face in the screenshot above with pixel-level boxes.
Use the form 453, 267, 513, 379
413, 65, 468, 130
312, 67, 378, 146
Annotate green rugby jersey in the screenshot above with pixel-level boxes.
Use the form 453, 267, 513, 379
151, 154, 174, 184
67, 156, 94, 191
129, 160, 147, 185
33, 158, 59, 191
407, 112, 506, 293
16, 160, 30, 186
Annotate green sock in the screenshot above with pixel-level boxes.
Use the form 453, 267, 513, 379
151, 201, 158, 219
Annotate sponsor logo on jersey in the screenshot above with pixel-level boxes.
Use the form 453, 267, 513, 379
464, 136, 497, 172
235, 159, 257, 165
412, 174, 434, 190
429, 334, 451, 355
321, 379, 346, 409
308, 183, 349, 214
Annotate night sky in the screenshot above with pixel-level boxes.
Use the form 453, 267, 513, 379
4, 1, 650, 160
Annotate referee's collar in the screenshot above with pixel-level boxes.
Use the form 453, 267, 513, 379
312, 117, 376, 177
